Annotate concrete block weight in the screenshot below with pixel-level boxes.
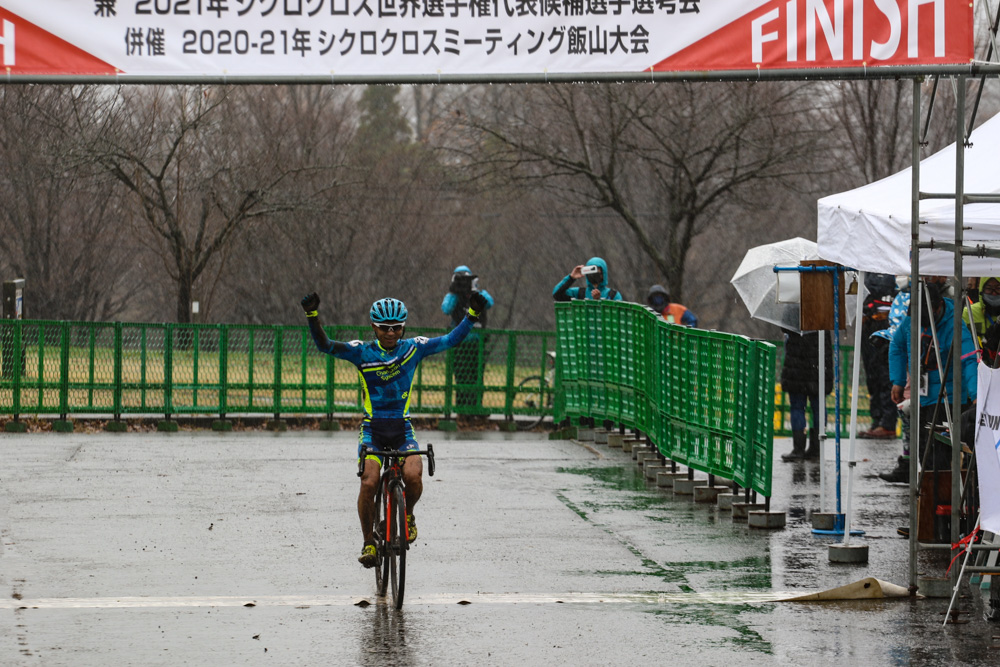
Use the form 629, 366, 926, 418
636, 451, 661, 467
732, 502, 766, 520
917, 576, 951, 598
674, 477, 706, 495
810, 512, 843, 531
53, 419, 75, 433
829, 542, 869, 564
749, 511, 787, 529
644, 464, 668, 481
633, 444, 654, 461
655, 471, 687, 488
716, 493, 735, 511
104, 420, 128, 433
693, 485, 731, 503
157, 420, 179, 433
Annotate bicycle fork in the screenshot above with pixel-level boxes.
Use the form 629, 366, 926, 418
385, 479, 410, 549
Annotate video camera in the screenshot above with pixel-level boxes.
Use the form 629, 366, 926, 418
451, 272, 477, 294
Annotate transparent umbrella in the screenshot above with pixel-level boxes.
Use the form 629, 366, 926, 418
730, 237, 863, 333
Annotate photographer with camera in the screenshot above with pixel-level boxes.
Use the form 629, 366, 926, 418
442, 266, 495, 420
552, 257, 623, 302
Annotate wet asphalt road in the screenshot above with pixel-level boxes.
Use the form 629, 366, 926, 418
1, 427, 998, 666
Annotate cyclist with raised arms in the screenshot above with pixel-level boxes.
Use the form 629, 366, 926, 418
301, 291, 488, 568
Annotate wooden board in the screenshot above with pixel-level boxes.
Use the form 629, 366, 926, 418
799, 259, 846, 331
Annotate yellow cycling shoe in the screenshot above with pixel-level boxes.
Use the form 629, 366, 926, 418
358, 544, 377, 568
406, 514, 417, 543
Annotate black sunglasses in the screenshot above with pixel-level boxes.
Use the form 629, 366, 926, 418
374, 323, 404, 333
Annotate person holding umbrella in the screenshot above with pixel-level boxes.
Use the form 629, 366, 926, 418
780, 328, 834, 461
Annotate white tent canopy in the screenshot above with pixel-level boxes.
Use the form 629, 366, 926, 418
817, 111, 1000, 277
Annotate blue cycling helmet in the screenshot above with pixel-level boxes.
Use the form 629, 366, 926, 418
370, 298, 408, 324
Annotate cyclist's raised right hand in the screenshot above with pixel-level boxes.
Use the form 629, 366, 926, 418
301, 292, 320, 314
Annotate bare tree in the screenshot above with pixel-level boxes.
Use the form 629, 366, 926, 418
80, 85, 335, 323
823, 79, 962, 189
0, 86, 139, 321
449, 82, 824, 304
223, 84, 460, 327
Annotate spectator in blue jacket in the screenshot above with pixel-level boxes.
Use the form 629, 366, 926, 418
875, 278, 912, 483
889, 281, 977, 473
442, 266, 495, 418
553, 257, 623, 302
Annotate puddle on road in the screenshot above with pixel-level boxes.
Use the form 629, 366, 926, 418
554, 461, 780, 652
554, 465, 772, 587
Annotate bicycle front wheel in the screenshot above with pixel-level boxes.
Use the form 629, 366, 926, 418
514, 375, 548, 431
374, 482, 388, 597
389, 485, 407, 609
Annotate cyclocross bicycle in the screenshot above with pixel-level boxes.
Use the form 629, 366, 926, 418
513, 351, 556, 431
357, 444, 435, 609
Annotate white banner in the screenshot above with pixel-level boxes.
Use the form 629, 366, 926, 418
976, 363, 1000, 534
0, 0, 974, 79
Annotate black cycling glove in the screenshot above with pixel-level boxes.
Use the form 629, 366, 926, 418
468, 292, 487, 320
301, 292, 320, 317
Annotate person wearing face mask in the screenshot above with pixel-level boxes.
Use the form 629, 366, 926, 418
552, 257, 623, 302
645, 285, 698, 327
962, 276, 1000, 366
858, 273, 898, 439
888, 279, 978, 478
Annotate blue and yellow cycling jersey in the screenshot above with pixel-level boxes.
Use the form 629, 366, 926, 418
308, 317, 473, 420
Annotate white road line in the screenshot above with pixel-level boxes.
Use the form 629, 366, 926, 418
0, 591, 799, 610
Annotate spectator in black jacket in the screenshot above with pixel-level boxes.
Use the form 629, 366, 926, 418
780, 329, 834, 461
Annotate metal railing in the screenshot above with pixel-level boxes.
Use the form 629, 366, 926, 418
0, 318, 873, 447
554, 301, 777, 497
0, 319, 555, 421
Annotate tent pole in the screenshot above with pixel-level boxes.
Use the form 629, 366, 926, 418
833, 275, 843, 523
909, 77, 922, 594
843, 271, 866, 547
952, 75, 967, 595
818, 330, 827, 513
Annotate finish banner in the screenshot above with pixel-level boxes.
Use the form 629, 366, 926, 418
0, 0, 974, 79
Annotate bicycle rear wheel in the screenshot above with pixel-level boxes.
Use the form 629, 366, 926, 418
389, 485, 407, 609
514, 376, 548, 431
374, 481, 388, 597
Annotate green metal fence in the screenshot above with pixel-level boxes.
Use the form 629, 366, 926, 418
0, 319, 555, 421
0, 317, 875, 450
554, 301, 777, 497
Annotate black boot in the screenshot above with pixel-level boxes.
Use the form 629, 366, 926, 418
781, 430, 808, 461
879, 455, 910, 483
805, 429, 821, 460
